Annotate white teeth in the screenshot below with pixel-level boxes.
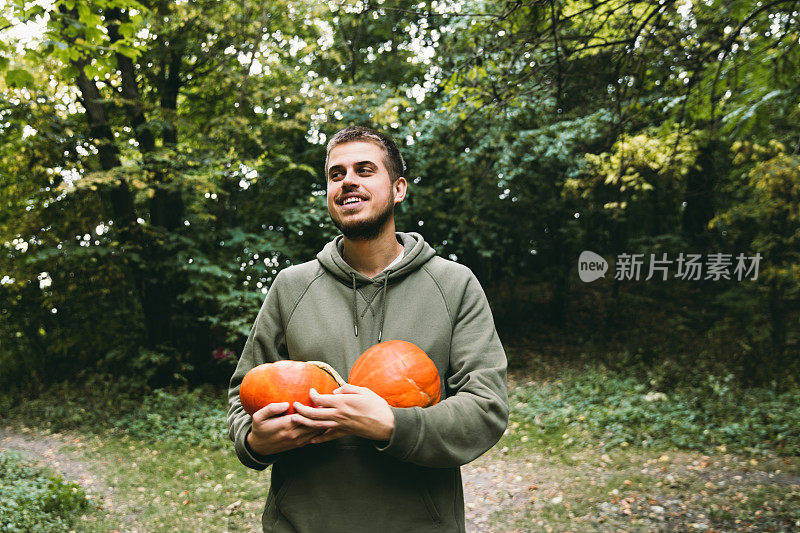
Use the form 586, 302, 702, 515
343, 197, 361, 205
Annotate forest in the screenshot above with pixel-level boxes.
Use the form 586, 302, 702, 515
2, 0, 798, 389
1, 0, 799, 530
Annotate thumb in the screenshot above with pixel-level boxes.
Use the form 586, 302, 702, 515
333, 383, 364, 394
254, 402, 290, 420
309, 387, 323, 400
309, 388, 337, 407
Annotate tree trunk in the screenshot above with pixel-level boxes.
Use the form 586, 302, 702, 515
74, 68, 138, 232
137, 37, 186, 353
681, 141, 720, 251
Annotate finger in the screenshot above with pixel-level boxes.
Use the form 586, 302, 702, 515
308, 388, 342, 408
253, 402, 290, 422
296, 428, 327, 446
289, 413, 339, 431
293, 401, 338, 420
332, 383, 366, 394
310, 428, 348, 444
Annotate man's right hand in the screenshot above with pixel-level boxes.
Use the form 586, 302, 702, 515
246, 402, 327, 456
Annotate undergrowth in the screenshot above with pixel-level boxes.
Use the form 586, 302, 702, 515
3, 365, 799, 457
510, 367, 800, 456
0, 450, 90, 532
1, 375, 229, 449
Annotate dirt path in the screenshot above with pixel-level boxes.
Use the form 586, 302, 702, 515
0, 426, 137, 529
0, 427, 105, 490
464, 443, 800, 532
0, 426, 507, 531
464, 452, 530, 531
3, 426, 798, 532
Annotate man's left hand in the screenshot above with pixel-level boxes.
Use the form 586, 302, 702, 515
291, 384, 395, 443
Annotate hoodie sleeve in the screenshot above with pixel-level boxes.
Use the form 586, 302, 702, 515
227, 271, 289, 470
375, 270, 509, 468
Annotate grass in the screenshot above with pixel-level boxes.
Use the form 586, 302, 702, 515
0, 378, 230, 448
1, 382, 270, 531
59, 434, 268, 532
481, 435, 800, 532
1, 363, 799, 531
508, 367, 800, 456
476, 363, 800, 532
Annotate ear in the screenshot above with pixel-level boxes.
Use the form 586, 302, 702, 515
393, 177, 407, 205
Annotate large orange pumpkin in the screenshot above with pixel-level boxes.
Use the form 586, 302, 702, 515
239, 360, 345, 416
348, 340, 441, 408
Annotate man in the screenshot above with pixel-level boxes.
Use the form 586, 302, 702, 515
227, 126, 508, 532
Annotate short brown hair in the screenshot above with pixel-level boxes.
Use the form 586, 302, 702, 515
325, 126, 406, 183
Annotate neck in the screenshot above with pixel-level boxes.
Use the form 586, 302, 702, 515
342, 223, 403, 279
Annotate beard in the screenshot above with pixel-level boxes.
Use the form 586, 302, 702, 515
331, 195, 395, 241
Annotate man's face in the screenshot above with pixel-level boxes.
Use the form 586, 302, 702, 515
326, 141, 406, 240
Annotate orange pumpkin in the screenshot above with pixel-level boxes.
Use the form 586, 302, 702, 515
239, 360, 345, 416
348, 340, 441, 408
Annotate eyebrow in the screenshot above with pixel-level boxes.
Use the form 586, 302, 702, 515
327, 160, 377, 176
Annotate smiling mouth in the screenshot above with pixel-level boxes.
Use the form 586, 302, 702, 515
340, 196, 366, 207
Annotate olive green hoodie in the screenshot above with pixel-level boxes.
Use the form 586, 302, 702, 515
227, 232, 508, 533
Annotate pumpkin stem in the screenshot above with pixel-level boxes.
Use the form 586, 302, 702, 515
307, 361, 347, 387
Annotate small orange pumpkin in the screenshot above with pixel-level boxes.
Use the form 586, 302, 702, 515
348, 340, 441, 408
239, 360, 345, 416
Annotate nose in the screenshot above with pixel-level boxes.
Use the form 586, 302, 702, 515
341, 167, 359, 187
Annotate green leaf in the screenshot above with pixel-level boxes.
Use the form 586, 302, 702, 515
4, 69, 34, 88
112, 43, 141, 60
118, 22, 136, 39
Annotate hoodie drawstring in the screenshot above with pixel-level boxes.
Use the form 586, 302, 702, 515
351, 273, 359, 337
378, 274, 388, 342
350, 271, 391, 343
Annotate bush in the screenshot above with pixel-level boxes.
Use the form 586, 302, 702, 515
2, 381, 229, 449
511, 366, 800, 456
0, 374, 148, 435
0, 451, 90, 532
113, 387, 229, 449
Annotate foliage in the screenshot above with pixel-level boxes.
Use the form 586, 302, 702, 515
112, 387, 229, 448
6, 361, 799, 460
1, 373, 149, 433
0, 0, 798, 389
708, 144, 800, 378
1, 379, 229, 449
511, 365, 800, 456
0, 450, 90, 532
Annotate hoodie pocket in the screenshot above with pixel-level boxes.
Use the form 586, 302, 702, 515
271, 443, 454, 532
273, 476, 293, 507
262, 468, 294, 531
417, 473, 442, 525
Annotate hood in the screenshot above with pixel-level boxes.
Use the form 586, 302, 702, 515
316, 232, 436, 286
316, 232, 437, 341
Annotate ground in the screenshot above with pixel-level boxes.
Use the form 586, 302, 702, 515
2, 425, 798, 532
